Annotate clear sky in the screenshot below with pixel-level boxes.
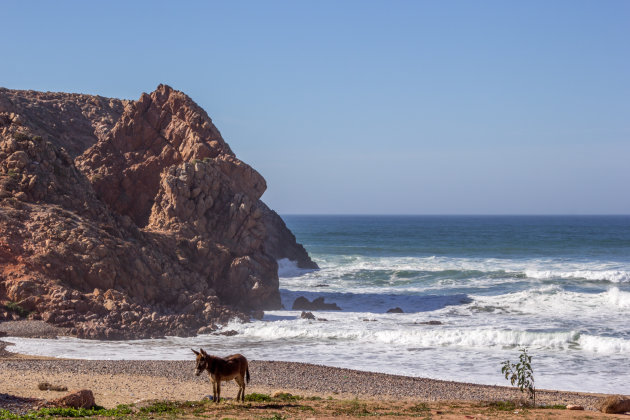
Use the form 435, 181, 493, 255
2, 0, 629, 214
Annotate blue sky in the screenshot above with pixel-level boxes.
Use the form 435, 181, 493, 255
2, 1, 629, 214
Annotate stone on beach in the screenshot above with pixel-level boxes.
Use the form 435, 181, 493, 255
37, 382, 67, 392
598, 395, 630, 414
48, 389, 95, 409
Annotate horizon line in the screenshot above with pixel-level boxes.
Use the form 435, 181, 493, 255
277, 213, 630, 217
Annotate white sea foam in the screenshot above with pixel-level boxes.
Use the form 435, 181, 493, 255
467, 286, 630, 324
279, 255, 630, 298
525, 269, 630, 283
4, 218, 629, 394
578, 334, 630, 354
605, 287, 630, 309
219, 318, 629, 355
4, 321, 628, 361
3, 316, 630, 394
277, 258, 314, 277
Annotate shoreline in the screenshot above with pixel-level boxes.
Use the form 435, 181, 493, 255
1, 320, 627, 417
0, 341, 617, 413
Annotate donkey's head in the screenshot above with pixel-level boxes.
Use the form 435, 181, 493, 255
192, 348, 208, 376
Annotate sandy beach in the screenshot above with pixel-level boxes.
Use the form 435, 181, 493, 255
1, 321, 627, 419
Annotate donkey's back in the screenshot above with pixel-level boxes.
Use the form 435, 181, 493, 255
221, 353, 250, 382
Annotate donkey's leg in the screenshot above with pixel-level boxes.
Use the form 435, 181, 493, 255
212, 380, 217, 403
216, 378, 221, 403
234, 378, 242, 401
235, 376, 245, 402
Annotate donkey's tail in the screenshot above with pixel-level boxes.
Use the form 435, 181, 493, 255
246, 367, 250, 384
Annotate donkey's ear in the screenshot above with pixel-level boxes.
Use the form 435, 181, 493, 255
200, 348, 207, 356
191, 349, 199, 355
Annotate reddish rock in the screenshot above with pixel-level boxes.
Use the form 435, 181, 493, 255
0, 85, 316, 339
48, 389, 95, 409
598, 395, 630, 414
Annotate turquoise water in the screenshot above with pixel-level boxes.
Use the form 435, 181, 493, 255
5, 216, 630, 394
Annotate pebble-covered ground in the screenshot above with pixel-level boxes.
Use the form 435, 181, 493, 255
0, 320, 68, 339
0, 353, 607, 410
0, 321, 616, 414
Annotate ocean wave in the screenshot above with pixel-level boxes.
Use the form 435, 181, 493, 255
279, 255, 630, 290
223, 320, 629, 355
277, 258, 316, 277
578, 334, 630, 354
525, 269, 630, 283
605, 287, 630, 309
468, 286, 630, 319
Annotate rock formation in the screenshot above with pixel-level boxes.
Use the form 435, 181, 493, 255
260, 203, 319, 269
47, 390, 96, 409
292, 296, 341, 311
598, 395, 630, 414
0, 85, 317, 339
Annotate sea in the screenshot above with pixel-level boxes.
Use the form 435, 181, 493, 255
4, 215, 630, 394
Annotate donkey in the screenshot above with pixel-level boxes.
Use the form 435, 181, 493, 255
192, 348, 250, 403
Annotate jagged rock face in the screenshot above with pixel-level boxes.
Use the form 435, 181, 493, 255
147, 161, 279, 308
76, 85, 266, 227
0, 84, 315, 339
0, 88, 126, 158
260, 202, 319, 269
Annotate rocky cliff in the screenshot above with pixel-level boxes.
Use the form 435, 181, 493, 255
0, 85, 317, 339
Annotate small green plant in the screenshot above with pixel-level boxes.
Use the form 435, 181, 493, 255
12, 132, 31, 142
501, 347, 536, 406
244, 392, 272, 402
262, 415, 285, 420
139, 400, 181, 413
0, 404, 133, 419
334, 398, 371, 416
0, 409, 18, 420
273, 392, 302, 401
487, 400, 518, 411
410, 402, 430, 412
3, 302, 30, 318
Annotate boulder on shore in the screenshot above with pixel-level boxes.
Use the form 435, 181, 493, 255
598, 395, 630, 414
48, 389, 95, 409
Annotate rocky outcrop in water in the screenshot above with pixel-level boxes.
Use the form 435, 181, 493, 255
260, 203, 319, 269
0, 85, 316, 339
292, 296, 341, 311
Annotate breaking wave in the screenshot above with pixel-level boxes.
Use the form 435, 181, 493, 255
223, 320, 630, 355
